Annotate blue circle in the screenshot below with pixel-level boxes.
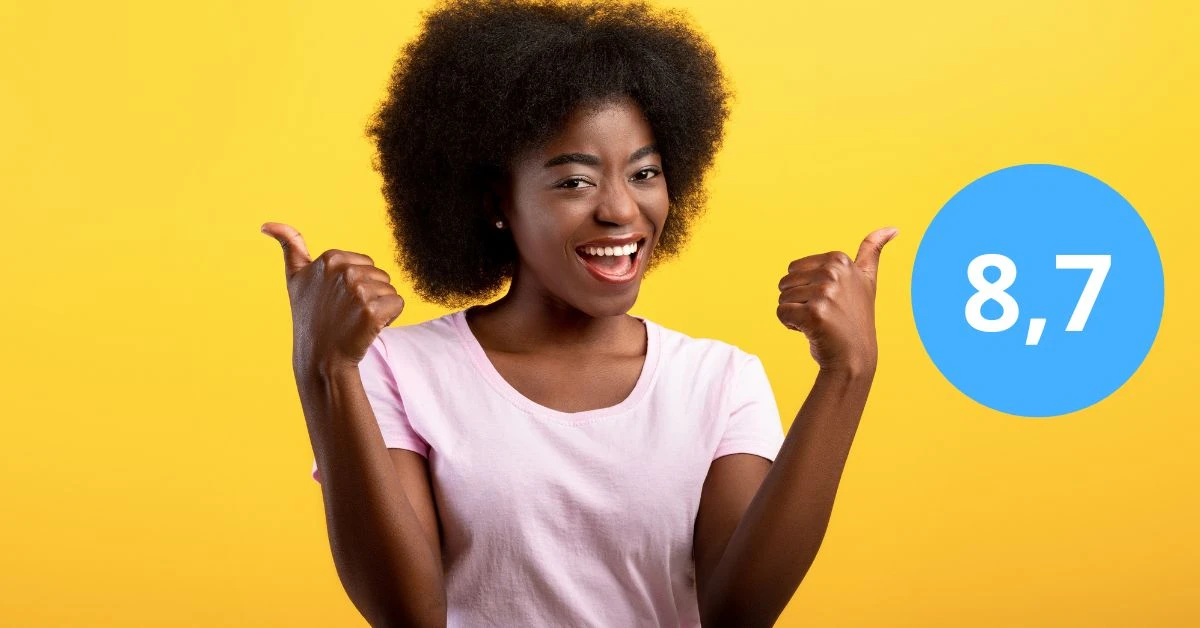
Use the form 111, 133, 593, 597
911, 164, 1164, 418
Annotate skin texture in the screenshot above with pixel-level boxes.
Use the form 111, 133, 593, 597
265, 94, 899, 625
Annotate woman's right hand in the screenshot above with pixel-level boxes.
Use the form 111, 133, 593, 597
261, 222, 406, 376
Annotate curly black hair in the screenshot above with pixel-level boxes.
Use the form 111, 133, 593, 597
366, 0, 733, 308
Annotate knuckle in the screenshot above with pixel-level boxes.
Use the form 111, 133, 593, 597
831, 251, 851, 266
353, 282, 371, 303
319, 250, 347, 272
777, 304, 804, 331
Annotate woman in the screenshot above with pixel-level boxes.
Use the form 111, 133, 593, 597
262, 0, 897, 625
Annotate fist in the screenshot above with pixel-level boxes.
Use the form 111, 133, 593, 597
777, 227, 898, 372
261, 222, 406, 376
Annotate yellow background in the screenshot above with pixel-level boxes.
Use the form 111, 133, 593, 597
2, 0, 1196, 625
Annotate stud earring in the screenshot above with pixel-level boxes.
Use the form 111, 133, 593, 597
495, 220, 504, 229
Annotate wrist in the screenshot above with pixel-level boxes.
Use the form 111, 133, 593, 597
818, 359, 876, 380
318, 357, 361, 381
294, 354, 361, 382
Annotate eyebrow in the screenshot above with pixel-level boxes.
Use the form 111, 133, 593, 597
542, 144, 658, 168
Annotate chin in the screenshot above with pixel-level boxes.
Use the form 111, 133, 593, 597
575, 288, 640, 319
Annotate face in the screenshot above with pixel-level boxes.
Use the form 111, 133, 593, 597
498, 95, 668, 318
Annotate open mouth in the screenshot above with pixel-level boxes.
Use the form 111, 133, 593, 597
574, 237, 646, 284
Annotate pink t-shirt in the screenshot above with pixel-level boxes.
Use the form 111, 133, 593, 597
311, 309, 785, 627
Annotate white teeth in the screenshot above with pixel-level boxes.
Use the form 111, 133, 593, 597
582, 241, 639, 256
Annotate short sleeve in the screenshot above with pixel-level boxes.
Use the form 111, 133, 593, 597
713, 353, 785, 462
311, 334, 430, 483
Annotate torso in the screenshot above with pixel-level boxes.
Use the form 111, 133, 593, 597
350, 310, 785, 626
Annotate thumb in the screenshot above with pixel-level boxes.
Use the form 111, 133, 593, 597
260, 222, 312, 277
853, 226, 899, 279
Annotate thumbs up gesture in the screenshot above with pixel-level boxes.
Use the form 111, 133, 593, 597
261, 222, 406, 377
777, 227, 899, 373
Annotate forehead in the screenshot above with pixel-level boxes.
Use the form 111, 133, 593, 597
532, 96, 656, 158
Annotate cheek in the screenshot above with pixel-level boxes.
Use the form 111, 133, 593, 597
513, 221, 571, 264
646, 187, 669, 228
508, 196, 561, 252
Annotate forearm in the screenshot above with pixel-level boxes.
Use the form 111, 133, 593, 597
298, 364, 446, 628
701, 364, 875, 627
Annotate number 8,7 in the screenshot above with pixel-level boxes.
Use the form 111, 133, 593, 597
965, 254, 1111, 334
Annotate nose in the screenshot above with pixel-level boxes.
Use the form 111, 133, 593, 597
593, 176, 640, 226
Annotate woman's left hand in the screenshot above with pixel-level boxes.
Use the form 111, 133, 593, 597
777, 227, 899, 372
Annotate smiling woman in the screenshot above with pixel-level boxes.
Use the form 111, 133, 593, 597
265, 0, 880, 626
366, 0, 732, 310
495, 94, 667, 317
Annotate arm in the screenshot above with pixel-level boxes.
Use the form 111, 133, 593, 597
697, 364, 873, 627
300, 362, 447, 628
260, 223, 446, 626
698, 227, 899, 626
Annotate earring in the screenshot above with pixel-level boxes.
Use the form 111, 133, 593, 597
495, 220, 504, 229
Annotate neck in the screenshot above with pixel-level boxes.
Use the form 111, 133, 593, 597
466, 267, 638, 354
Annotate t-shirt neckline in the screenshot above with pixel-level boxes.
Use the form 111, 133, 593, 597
450, 308, 660, 425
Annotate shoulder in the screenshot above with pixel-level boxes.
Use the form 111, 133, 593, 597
647, 318, 761, 378
372, 309, 465, 362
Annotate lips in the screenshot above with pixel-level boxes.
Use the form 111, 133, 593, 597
575, 237, 646, 285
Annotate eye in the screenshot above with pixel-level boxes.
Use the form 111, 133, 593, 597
557, 177, 593, 189
632, 167, 661, 181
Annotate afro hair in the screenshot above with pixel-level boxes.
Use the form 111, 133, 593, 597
366, 0, 733, 308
